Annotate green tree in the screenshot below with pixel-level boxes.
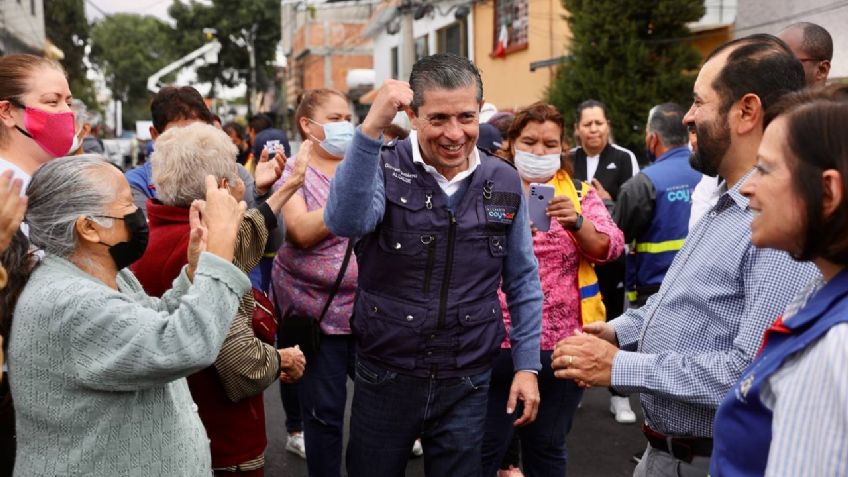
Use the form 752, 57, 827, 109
168, 0, 281, 110
89, 14, 177, 129
43, 0, 98, 109
548, 0, 705, 159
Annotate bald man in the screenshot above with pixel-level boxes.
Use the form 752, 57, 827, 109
779, 22, 832, 87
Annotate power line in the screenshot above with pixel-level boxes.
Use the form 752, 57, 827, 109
85, 0, 109, 18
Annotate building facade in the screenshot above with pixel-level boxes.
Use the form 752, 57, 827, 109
0, 0, 46, 55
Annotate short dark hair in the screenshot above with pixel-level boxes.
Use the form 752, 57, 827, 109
766, 84, 848, 263
707, 34, 805, 116
409, 54, 483, 114
788, 22, 833, 61
575, 99, 609, 124
487, 112, 514, 138
647, 103, 688, 148
222, 121, 245, 140
248, 114, 274, 134
150, 86, 214, 133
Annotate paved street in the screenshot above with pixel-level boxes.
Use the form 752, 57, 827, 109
264, 382, 645, 476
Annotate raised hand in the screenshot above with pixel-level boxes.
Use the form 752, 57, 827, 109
186, 200, 208, 281
0, 170, 27, 253
199, 175, 247, 263
255, 145, 287, 194
361, 79, 413, 140
265, 140, 313, 214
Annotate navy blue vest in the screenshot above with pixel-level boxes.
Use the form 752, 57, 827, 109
626, 147, 701, 299
353, 139, 524, 377
711, 269, 848, 477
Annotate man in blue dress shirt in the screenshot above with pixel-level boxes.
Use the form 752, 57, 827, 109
551, 34, 821, 476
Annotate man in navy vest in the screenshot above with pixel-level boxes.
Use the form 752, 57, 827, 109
615, 103, 702, 308
324, 53, 543, 477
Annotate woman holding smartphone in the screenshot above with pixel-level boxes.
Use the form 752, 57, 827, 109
481, 102, 624, 476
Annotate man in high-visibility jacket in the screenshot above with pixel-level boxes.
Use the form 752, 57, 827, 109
613, 103, 701, 308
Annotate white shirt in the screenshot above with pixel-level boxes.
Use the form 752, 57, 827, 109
585, 154, 600, 182
688, 175, 722, 231
409, 130, 480, 197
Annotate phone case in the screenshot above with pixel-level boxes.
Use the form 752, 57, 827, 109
528, 183, 555, 232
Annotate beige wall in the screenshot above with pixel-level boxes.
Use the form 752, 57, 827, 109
473, 0, 571, 110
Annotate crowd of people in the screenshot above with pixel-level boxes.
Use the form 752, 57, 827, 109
0, 19, 845, 477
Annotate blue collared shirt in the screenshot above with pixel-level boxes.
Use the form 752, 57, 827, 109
324, 128, 543, 373
610, 170, 820, 437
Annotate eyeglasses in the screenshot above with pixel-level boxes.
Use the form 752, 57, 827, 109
797, 58, 825, 63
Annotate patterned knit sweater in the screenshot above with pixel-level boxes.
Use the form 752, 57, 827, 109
8, 252, 251, 476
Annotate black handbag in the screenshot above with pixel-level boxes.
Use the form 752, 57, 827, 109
278, 240, 354, 357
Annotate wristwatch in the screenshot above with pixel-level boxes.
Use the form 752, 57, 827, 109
570, 213, 584, 232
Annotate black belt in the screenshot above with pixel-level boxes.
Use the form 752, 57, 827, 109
642, 424, 712, 463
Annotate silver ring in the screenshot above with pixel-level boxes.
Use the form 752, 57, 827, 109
568, 355, 574, 366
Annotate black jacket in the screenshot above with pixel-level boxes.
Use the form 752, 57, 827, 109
569, 143, 637, 201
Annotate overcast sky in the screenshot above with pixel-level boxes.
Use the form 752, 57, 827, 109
84, 0, 210, 24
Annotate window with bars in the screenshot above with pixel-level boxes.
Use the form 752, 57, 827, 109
415, 35, 429, 61
436, 19, 467, 57
492, 0, 529, 55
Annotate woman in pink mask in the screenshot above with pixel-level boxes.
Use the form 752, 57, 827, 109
0, 54, 76, 191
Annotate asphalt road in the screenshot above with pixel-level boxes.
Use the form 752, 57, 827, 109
263, 382, 645, 476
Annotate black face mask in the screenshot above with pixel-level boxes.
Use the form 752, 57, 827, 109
98, 208, 149, 270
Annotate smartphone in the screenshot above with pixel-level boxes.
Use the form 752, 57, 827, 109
264, 139, 281, 155
528, 183, 555, 232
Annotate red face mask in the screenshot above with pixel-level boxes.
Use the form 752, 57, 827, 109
6, 98, 75, 158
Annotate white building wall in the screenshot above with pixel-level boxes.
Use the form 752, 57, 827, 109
736, 0, 848, 79
371, 0, 475, 87
1, 0, 46, 54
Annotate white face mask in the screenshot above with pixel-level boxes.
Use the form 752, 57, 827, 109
67, 132, 81, 155
513, 149, 560, 182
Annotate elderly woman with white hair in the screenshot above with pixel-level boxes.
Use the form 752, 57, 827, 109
4, 154, 249, 476
130, 121, 312, 475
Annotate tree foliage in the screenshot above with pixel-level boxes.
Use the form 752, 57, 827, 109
43, 0, 98, 109
168, 0, 281, 100
548, 0, 705, 158
89, 14, 177, 129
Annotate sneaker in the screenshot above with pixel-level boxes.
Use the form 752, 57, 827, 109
497, 466, 525, 477
610, 396, 636, 424
286, 432, 306, 459
411, 438, 423, 457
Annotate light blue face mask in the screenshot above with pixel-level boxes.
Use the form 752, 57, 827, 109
309, 119, 355, 158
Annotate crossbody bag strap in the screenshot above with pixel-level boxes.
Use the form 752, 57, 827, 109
316, 239, 355, 325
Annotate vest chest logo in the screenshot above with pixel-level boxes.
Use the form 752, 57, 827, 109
485, 204, 517, 224
666, 185, 692, 203
384, 162, 418, 184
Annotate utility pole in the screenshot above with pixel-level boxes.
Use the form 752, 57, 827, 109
247, 24, 258, 116
233, 24, 259, 116
398, 0, 416, 81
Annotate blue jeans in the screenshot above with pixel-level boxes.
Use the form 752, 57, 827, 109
299, 334, 356, 477
482, 349, 583, 477
346, 360, 491, 477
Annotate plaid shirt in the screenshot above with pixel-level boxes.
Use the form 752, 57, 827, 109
610, 171, 820, 437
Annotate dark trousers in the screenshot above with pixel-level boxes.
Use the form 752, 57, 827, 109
300, 334, 356, 477
482, 350, 583, 477
346, 360, 491, 477
279, 381, 303, 434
